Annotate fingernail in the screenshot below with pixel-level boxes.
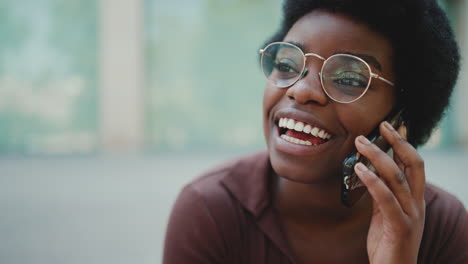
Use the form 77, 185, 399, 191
355, 162, 368, 172
402, 125, 407, 139
384, 121, 395, 131
357, 135, 371, 145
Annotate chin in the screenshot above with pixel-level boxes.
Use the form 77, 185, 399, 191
268, 147, 343, 185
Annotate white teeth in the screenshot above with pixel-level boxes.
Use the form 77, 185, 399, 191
281, 135, 312, 146
311, 127, 319, 137
278, 117, 332, 140
318, 130, 325, 138
294, 122, 304, 132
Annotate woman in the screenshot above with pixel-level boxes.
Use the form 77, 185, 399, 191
163, 0, 468, 263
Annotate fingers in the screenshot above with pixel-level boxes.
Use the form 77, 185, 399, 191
379, 122, 426, 201
354, 162, 405, 221
354, 121, 426, 217
397, 124, 407, 140
394, 126, 407, 171
355, 135, 413, 209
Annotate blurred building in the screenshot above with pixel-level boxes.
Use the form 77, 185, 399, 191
0, 0, 467, 155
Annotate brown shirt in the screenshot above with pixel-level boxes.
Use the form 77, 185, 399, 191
163, 151, 468, 264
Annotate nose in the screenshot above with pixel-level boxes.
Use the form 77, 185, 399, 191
285, 65, 329, 105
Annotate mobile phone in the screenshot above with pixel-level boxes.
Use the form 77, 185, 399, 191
341, 109, 404, 207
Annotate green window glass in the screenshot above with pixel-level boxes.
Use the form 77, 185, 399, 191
145, 0, 281, 152
0, 0, 98, 154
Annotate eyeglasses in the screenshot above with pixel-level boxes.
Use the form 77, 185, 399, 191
259, 42, 394, 104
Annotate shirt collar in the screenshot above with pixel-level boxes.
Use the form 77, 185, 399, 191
220, 150, 272, 218
220, 151, 297, 261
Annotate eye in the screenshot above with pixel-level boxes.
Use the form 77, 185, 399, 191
273, 58, 300, 74
332, 71, 368, 88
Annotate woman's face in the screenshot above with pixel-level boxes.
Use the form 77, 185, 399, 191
263, 10, 396, 183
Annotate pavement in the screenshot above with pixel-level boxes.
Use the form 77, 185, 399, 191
0, 150, 467, 264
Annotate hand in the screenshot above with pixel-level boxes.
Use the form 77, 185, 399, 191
354, 122, 426, 264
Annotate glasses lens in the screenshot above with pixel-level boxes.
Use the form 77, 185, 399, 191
262, 43, 304, 87
321, 55, 371, 103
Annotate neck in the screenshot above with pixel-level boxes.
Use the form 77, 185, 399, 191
273, 171, 372, 226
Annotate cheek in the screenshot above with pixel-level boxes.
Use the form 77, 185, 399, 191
341, 111, 377, 138
337, 94, 396, 138
263, 84, 286, 113
262, 85, 285, 139
340, 83, 396, 137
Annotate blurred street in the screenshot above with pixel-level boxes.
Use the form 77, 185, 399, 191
0, 150, 467, 264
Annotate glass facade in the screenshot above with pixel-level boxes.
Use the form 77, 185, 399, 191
0, 0, 464, 153
145, 0, 281, 151
0, 0, 98, 154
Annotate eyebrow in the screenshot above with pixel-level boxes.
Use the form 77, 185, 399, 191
284, 41, 383, 72
336, 50, 383, 72
285, 41, 306, 51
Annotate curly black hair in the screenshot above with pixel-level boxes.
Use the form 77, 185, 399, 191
262, 0, 460, 147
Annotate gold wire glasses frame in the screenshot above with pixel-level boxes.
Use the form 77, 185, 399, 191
259, 42, 395, 104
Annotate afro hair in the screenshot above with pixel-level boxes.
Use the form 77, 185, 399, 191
262, 0, 460, 147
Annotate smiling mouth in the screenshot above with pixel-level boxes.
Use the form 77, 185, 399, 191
277, 117, 333, 146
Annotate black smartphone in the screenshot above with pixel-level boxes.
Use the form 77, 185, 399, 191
341, 109, 404, 207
